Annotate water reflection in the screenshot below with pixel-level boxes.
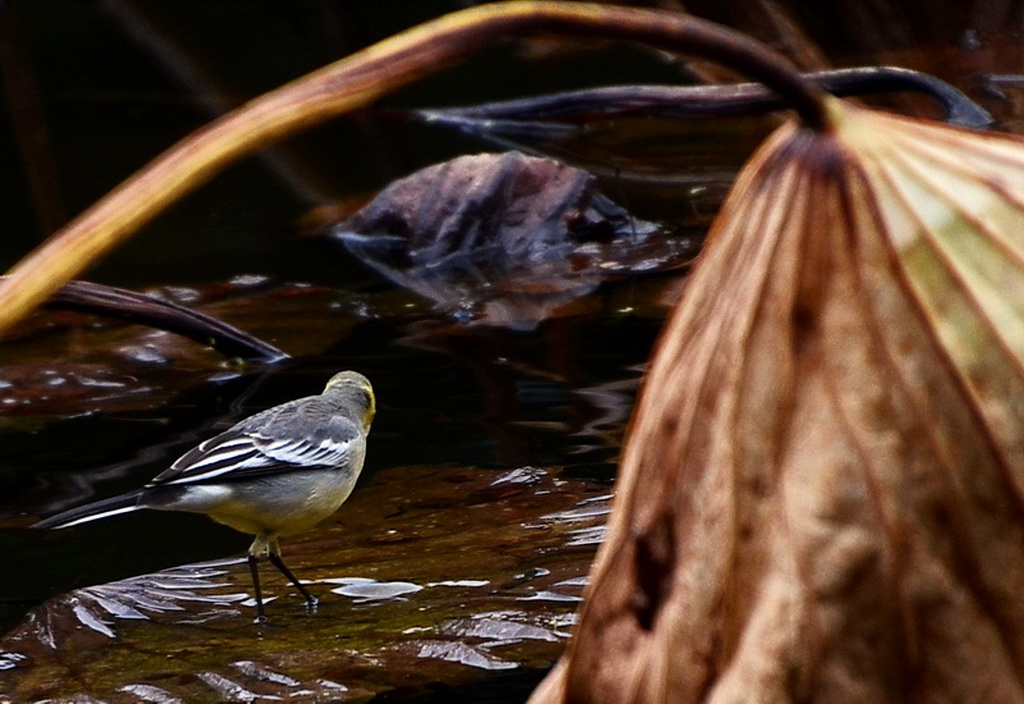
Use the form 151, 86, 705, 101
329, 578, 424, 602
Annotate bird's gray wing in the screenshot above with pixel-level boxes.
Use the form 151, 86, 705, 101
149, 403, 361, 486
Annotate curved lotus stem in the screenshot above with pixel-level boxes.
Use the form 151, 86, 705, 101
0, 1, 827, 340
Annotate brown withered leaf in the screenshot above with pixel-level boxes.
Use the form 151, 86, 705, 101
532, 99, 1024, 702
331, 152, 693, 329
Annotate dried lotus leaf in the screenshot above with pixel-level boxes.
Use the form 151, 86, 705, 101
533, 99, 1024, 703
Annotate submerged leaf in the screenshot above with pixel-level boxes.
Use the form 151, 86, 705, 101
3, 464, 607, 701
533, 100, 1024, 702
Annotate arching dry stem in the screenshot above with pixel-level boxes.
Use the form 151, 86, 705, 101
0, 1, 825, 339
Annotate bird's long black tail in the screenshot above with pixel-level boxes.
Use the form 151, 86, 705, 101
32, 490, 144, 530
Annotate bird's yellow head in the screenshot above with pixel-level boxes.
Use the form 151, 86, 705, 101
323, 370, 375, 432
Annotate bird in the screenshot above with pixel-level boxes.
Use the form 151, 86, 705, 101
34, 370, 376, 623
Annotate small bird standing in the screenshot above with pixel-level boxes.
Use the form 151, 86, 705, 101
34, 370, 376, 623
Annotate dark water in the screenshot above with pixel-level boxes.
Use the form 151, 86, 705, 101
0, 5, 695, 699
2, 0, 1016, 700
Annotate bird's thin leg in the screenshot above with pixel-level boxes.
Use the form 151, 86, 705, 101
268, 552, 318, 609
247, 554, 267, 624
